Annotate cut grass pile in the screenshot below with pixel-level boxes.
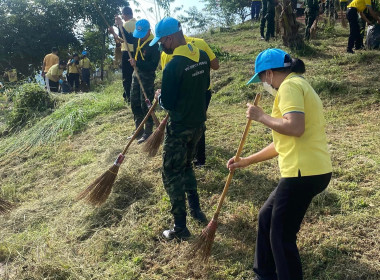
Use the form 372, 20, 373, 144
0, 22, 379, 279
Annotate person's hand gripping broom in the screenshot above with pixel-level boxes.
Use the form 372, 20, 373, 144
189, 93, 261, 261
93, 3, 160, 127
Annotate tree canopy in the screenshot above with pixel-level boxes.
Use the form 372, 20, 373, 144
0, 0, 128, 77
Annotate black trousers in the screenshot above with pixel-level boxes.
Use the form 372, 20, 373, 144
254, 172, 332, 280
195, 90, 212, 164
122, 51, 134, 101
68, 73, 80, 91
347, 8, 362, 51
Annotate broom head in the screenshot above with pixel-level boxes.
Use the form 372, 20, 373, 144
142, 116, 167, 157
189, 218, 218, 261
77, 153, 125, 206
0, 198, 14, 215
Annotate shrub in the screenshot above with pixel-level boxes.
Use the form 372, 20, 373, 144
7, 83, 54, 130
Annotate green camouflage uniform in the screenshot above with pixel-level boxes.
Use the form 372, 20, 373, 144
260, 0, 268, 38
159, 44, 210, 227
123, 30, 160, 137
305, 0, 320, 40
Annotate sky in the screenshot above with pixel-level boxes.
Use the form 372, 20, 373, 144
128, 0, 206, 34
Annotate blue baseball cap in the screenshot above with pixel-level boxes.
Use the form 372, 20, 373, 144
149, 17, 182, 46
82, 51, 88, 56
133, 19, 150, 38
247, 48, 291, 84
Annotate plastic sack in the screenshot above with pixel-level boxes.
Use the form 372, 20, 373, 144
366, 24, 380, 50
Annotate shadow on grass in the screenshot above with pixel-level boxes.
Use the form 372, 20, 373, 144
78, 172, 154, 241
302, 245, 380, 280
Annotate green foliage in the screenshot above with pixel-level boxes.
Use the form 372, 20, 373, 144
209, 44, 233, 61
7, 83, 54, 130
0, 81, 124, 156
203, 0, 252, 26
0, 0, 128, 76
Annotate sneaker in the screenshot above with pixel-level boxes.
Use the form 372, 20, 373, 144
190, 209, 208, 225
137, 133, 151, 144
162, 226, 191, 240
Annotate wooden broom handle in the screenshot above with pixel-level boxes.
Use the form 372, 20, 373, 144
92, 3, 159, 126
121, 99, 158, 155
213, 93, 261, 219
117, 23, 160, 127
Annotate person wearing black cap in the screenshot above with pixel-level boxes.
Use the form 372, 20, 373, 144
150, 17, 211, 240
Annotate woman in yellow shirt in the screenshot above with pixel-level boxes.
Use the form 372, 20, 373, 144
227, 48, 332, 280
67, 53, 80, 92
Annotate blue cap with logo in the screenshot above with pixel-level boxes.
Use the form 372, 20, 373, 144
247, 48, 291, 84
133, 19, 150, 39
82, 51, 88, 56
149, 17, 182, 46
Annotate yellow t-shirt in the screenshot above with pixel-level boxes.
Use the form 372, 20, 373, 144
340, 0, 348, 3
121, 18, 136, 52
68, 59, 80, 74
46, 64, 63, 82
271, 73, 332, 177
79, 58, 91, 69
347, 0, 371, 12
161, 35, 216, 69
43, 53, 59, 72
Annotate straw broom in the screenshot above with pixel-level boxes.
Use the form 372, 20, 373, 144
142, 114, 169, 157
0, 197, 14, 215
190, 93, 261, 261
76, 100, 159, 206
93, 3, 160, 127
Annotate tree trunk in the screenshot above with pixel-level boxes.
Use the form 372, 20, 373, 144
101, 28, 106, 81
280, 0, 304, 49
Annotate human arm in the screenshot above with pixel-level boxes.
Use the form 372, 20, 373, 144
210, 57, 220, 70
367, 7, 380, 24
246, 104, 305, 137
227, 142, 278, 170
359, 11, 372, 25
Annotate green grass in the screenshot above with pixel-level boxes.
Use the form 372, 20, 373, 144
0, 21, 379, 279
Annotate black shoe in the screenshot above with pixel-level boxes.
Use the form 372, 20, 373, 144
190, 209, 208, 225
162, 226, 191, 240
347, 49, 355, 54
137, 133, 151, 144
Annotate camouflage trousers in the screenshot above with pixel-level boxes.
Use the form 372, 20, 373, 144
130, 70, 155, 136
162, 121, 205, 221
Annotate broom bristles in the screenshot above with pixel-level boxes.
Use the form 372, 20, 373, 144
0, 198, 14, 215
142, 117, 168, 157
189, 218, 218, 261
76, 164, 119, 206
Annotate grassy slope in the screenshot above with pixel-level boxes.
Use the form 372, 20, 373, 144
0, 22, 379, 279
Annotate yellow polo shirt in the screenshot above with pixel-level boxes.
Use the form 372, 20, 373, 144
271, 73, 332, 177
121, 18, 136, 52
347, 0, 371, 12
161, 35, 216, 69
68, 60, 80, 74
43, 53, 59, 72
79, 58, 91, 69
46, 64, 63, 82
